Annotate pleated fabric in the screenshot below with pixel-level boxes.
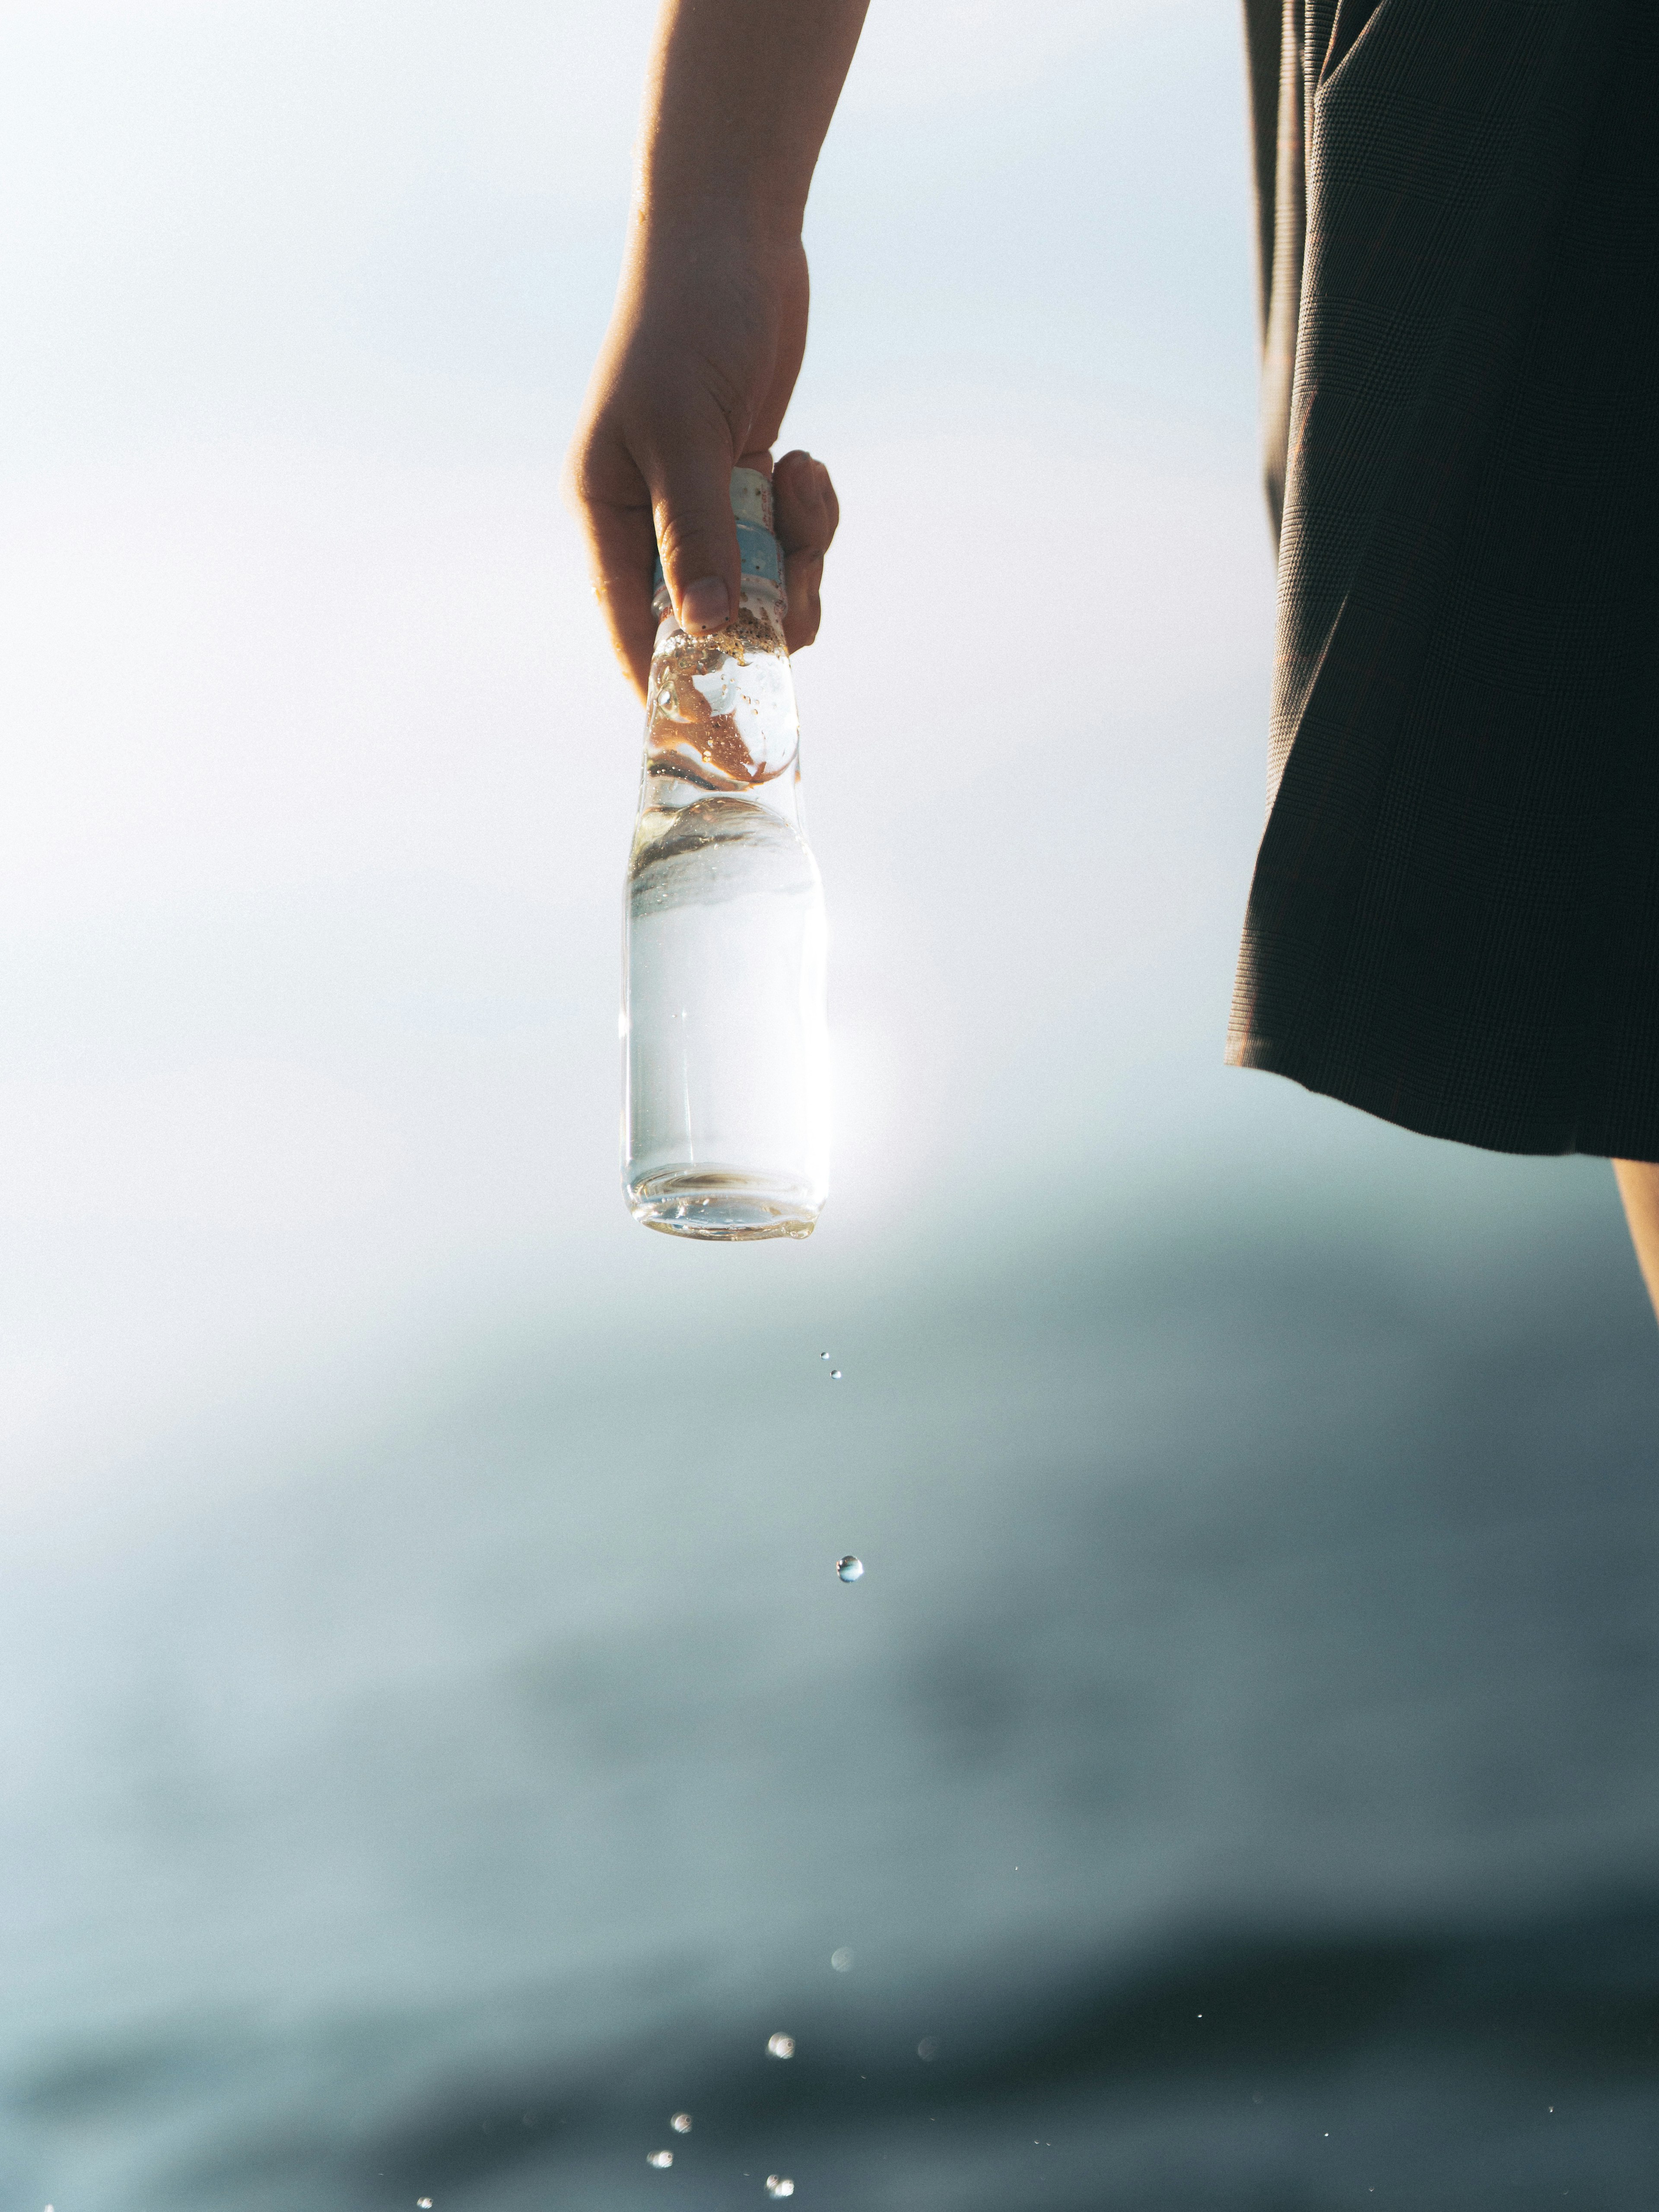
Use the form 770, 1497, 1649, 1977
1229, 0, 1659, 1159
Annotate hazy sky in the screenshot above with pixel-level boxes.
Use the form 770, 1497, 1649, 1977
0, 0, 1615, 1519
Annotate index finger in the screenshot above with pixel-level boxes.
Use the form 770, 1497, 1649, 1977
563, 439, 660, 699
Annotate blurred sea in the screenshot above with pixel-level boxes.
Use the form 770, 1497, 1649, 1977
3, 1171, 1656, 2211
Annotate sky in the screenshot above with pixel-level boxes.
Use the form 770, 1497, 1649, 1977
0, 0, 1626, 1526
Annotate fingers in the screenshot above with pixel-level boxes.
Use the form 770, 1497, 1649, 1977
773, 449, 839, 654
569, 492, 660, 698
563, 405, 745, 699
650, 423, 743, 645
567, 422, 835, 694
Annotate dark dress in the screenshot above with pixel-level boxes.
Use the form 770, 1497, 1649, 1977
1228, 0, 1659, 1159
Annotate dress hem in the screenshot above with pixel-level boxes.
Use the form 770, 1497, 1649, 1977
1224, 1039, 1659, 1164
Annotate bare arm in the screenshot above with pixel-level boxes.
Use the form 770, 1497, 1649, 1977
1614, 1161, 1659, 1325
564, 0, 868, 696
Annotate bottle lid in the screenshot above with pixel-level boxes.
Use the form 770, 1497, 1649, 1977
652, 469, 783, 595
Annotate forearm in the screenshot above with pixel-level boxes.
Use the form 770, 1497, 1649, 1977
567, 0, 860, 691
635, 0, 870, 243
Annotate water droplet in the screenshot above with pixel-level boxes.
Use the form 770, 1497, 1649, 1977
766, 2180, 795, 2199
766, 2032, 795, 2059
830, 1946, 853, 1972
836, 1555, 863, 1583
671, 2110, 693, 2132
647, 2148, 674, 2169
917, 2037, 939, 2060
830, 1369, 842, 1379
418, 2201, 433, 2209
820, 1351, 830, 1360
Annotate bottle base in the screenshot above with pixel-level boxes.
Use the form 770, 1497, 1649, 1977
626, 1168, 820, 1242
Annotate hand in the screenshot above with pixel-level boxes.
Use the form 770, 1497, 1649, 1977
563, 223, 839, 699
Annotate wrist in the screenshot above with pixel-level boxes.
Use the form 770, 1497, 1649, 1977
630, 181, 806, 259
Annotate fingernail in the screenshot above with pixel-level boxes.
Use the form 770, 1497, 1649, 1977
680, 576, 729, 630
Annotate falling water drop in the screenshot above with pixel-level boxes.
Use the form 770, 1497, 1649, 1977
820, 1351, 830, 1360
830, 1946, 853, 1972
766, 2032, 795, 2059
766, 2180, 795, 2199
917, 2037, 940, 2060
830, 1369, 842, 1380
647, 2149, 674, 2169
671, 2111, 693, 2132
836, 1555, 864, 1583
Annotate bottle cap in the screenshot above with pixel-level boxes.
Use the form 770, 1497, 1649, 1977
652, 469, 783, 596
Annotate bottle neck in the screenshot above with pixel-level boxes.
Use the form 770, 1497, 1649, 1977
651, 573, 786, 641
642, 570, 801, 828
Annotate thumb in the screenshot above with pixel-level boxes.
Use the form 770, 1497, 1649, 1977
650, 437, 742, 636
773, 449, 839, 655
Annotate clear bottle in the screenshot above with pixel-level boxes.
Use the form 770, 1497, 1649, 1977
623, 468, 830, 1240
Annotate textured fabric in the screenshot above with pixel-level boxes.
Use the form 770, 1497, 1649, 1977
1229, 0, 1659, 1159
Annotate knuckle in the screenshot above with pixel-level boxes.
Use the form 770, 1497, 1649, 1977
656, 521, 728, 577
560, 446, 598, 514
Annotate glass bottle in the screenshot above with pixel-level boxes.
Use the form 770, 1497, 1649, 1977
623, 467, 830, 1239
